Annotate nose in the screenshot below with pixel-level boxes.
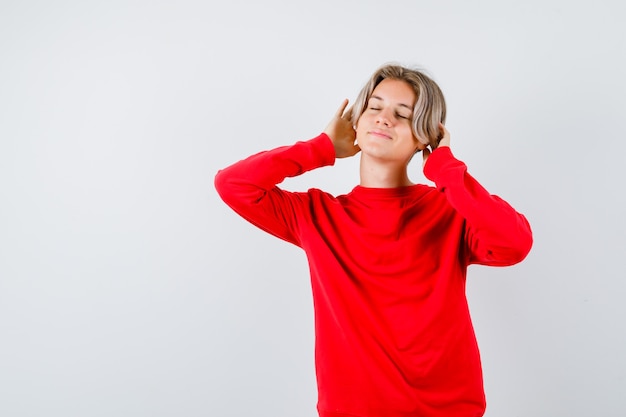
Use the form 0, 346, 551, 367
375, 109, 392, 126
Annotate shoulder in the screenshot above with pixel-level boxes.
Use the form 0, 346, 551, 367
305, 187, 342, 203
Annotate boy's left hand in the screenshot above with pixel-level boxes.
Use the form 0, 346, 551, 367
422, 123, 450, 167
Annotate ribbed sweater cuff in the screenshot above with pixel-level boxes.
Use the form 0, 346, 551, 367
423, 146, 467, 191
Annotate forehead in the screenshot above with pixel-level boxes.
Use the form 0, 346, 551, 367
370, 78, 416, 106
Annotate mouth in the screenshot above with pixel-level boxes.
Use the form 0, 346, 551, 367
369, 130, 392, 140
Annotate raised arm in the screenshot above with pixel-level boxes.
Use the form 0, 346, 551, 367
214, 101, 358, 246
423, 124, 533, 266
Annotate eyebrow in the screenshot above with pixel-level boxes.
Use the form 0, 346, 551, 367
369, 95, 413, 110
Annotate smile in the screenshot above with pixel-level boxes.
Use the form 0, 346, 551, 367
369, 130, 392, 140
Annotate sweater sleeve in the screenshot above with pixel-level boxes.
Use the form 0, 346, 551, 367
214, 133, 336, 246
423, 147, 533, 266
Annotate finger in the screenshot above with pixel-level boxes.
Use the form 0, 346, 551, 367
343, 105, 354, 121
335, 99, 349, 118
350, 142, 361, 156
437, 122, 451, 147
439, 122, 449, 139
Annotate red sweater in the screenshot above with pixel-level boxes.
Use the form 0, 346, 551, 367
214, 134, 532, 417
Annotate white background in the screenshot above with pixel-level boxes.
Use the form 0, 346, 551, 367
1, 1, 625, 416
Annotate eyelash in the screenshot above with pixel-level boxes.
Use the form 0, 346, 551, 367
368, 107, 410, 120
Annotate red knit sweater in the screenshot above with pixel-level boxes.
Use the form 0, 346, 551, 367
214, 133, 532, 417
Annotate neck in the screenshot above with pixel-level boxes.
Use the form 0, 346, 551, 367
359, 154, 413, 188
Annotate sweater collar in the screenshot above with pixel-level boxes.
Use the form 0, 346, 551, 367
348, 184, 427, 200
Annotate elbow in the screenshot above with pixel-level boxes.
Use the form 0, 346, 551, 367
214, 167, 266, 211
214, 168, 241, 208
505, 233, 533, 265
518, 229, 533, 262
498, 213, 534, 265
481, 244, 530, 267
214, 169, 229, 202
214, 168, 228, 197
512, 215, 534, 263
475, 224, 533, 267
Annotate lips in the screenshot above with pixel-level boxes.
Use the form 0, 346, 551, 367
369, 130, 392, 140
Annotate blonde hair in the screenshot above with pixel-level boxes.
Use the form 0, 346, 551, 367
351, 64, 447, 148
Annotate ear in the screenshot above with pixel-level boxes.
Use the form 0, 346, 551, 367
414, 136, 428, 152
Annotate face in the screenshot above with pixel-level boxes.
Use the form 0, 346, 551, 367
355, 78, 425, 164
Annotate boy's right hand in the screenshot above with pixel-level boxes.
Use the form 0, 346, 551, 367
324, 99, 360, 159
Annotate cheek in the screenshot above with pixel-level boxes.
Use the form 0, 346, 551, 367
404, 126, 428, 147
414, 137, 428, 150
355, 120, 367, 139
415, 135, 429, 146
400, 127, 417, 144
